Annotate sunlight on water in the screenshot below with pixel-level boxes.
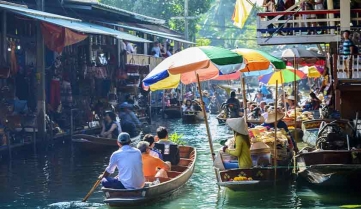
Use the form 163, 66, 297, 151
0, 116, 361, 209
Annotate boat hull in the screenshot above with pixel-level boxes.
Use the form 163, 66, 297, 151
217, 167, 292, 191
164, 106, 182, 119
182, 114, 197, 124
102, 146, 196, 206
296, 150, 361, 187
72, 134, 141, 151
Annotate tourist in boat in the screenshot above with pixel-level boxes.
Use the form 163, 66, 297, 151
222, 117, 253, 169
155, 126, 180, 165
100, 112, 119, 139
202, 90, 210, 112
143, 134, 163, 159
137, 141, 170, 178
247, 107, 265, 122
226, 91, 241, 118
261, 109, 298, 152
303, 92, 322, 111
182, 99, 194, 112
119, 102, 141, 138
101, 132, 145, 189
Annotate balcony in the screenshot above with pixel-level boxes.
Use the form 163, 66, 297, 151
126, 54, 163, 71
257, 9, 361, 45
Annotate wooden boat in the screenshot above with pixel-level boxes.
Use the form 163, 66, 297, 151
217, 117, 226, 125
72, 133, 141, 150
296, 148, 361, 187
216, 167, 292, 191
101, 146, 196, 206
301, 119, 353, 147
163, 105, 182, 119
182, 112, 197, 124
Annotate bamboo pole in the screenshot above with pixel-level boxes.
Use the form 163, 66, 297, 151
196, 74, 215, 161
241, 77, 248, 122
282, 83, 287, 111
195, 73, 220, 187
274, 80, 278, 181
293, 56, 297, 143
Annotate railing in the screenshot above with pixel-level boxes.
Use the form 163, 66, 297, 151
257, 9, 361, 43
334, 54, 361, 79
126, 54, 163, 71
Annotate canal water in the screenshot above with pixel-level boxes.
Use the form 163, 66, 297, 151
0, 116, 360, 209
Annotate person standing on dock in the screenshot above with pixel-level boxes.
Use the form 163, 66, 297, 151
342, 30, 355, 79
100, 133, 145, 189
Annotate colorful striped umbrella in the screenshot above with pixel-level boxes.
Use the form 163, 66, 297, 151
233, 48, 286, 72
259, 68, 306, 85
143, 46, 245, 91
299, 66, 322, 78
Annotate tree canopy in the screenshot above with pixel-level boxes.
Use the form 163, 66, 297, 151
99, 0, 212, 40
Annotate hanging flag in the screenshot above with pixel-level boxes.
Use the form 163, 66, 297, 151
41, 22, 88, 53
232, 0, 254, 29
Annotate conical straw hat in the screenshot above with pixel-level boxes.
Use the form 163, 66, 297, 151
265, 109, 285, 124
226, 117, 249, 135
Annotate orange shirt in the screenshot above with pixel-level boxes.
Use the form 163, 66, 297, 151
142, 153, 167, 177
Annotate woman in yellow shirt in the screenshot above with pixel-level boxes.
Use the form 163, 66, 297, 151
223, 117, 253, 169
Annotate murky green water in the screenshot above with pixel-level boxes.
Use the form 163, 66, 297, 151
1, 116, 360, 209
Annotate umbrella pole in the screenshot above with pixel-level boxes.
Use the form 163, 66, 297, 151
242, 77, 248, 122
293, 56, 298, 145
282, 83, 287, 111
274, 80, 278, 182
195, 73, 220, 187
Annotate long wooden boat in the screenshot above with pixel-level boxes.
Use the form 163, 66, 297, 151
101, 146, 196, 206
216, 167, 292, 191
72, 134, 141, 150
182, 112, 197, 124
296, 148, 361, 187
163, 106, 182, 119
301, 119, 353, 147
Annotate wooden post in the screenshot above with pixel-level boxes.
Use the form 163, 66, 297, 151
196, 73, 220, 187
36, 0, 46, 139
274, 80, 278, 181
282, 83, 287, 111
196, 73, 215, 161
144, 34, 148, 55
293, 56, 297, 143
0, 11, 6, 88
241, 77, 247, 121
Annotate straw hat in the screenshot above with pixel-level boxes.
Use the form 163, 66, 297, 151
226, 117, 249, 135
287, 95, 295, 101
265, 109, 285, 124
202, 90, 209, 96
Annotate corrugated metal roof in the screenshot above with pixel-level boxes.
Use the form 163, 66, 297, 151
0, 3, 151, 42
100, 21, 195, 44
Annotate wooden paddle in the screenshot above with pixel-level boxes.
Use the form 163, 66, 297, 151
82, 171, 105, 202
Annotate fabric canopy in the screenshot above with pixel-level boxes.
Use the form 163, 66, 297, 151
41, 22, 88, 53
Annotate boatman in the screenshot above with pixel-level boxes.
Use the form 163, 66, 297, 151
100, 132, 145, 189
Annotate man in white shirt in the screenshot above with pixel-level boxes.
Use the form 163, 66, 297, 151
101, 132, 145, 189
125, 41, 135, 54
151, 41, 161, 57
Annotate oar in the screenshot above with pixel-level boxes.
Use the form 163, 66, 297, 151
82, 171, 105, 202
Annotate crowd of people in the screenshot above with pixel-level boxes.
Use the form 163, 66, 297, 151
101, 126, 180, 190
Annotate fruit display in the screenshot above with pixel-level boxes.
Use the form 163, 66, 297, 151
233, 176, 253, 181
284, 109, 314, 121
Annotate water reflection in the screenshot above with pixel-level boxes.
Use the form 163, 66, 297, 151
0, 116, 360, 209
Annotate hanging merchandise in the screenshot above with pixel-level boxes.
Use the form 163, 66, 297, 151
10, 41, 18, 76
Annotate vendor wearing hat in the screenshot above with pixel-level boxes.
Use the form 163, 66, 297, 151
202, 90, 210, 112
286, 95, 298, 110
119, 102, 141, 137
222, 117, 253, 169
261, 109, 298, 152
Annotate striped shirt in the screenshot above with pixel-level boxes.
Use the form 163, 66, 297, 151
343, 39, 352, 56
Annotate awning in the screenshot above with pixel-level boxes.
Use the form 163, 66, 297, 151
0, 3, 151, 42
100, 21, 196, 45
